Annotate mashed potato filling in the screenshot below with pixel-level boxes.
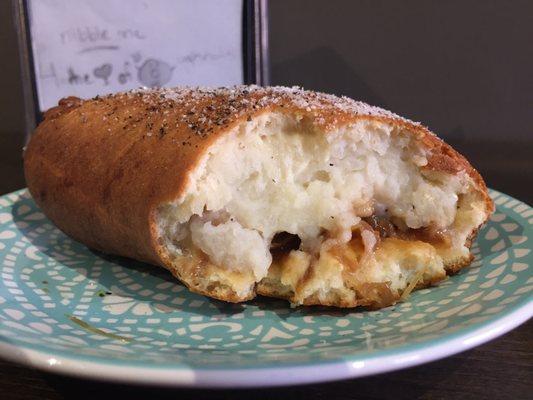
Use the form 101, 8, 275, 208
157, 113, 485, 301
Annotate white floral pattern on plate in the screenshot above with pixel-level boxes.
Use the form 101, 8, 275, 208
0, 189, 531, 386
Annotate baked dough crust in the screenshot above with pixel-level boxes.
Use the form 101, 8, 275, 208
24, 86, 493, 307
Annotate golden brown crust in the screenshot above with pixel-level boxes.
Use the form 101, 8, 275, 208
162, 248, 257, 303
24, 85, 493, 306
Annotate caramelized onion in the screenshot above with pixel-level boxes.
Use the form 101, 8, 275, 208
405, 226, 451, 246
364, 215, 451, 246
400, 268, 426, 301
358, 282, 397, 309
354, 220, 380, 265
363, 215, 396, 238
329, 245, 359, 271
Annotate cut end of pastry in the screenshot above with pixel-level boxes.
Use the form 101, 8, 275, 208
156, 111, 492, 308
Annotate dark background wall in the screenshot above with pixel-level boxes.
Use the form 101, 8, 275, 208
0, 0, 26, 194
1, 0, 532, 201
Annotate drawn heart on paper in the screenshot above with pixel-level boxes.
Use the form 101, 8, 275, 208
93, 63, 113, 85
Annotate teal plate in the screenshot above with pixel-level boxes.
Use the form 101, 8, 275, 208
0, 189, 531, 387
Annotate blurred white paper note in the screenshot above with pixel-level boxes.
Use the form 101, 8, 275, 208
27, 0, 244, 111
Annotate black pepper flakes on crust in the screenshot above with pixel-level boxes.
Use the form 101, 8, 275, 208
78, 85, 423, 144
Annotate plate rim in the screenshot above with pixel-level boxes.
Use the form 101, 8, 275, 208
0, 187, 532, 387
0, 300, 530, 387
